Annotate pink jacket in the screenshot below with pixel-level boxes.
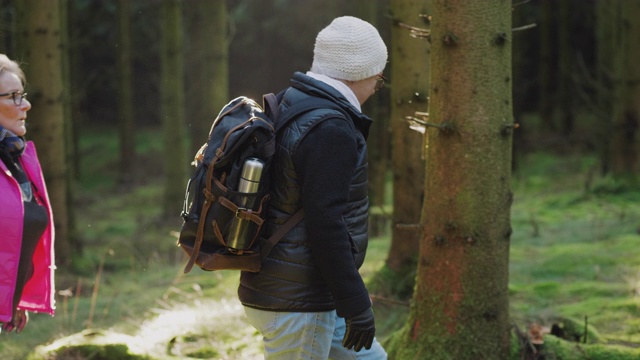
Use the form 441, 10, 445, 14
0, 141, 55, 322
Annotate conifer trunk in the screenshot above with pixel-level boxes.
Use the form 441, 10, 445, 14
186, 0, 228, 155
117, 0, 135, 185
161, 0, 187, 217
16, 0, 71, 264
390, 1, 513, 358
386, 0, 430, 273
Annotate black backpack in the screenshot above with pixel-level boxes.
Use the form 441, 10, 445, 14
178, 92, 345, 274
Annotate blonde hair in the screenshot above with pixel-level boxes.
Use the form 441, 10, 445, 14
0, 54, 26, 85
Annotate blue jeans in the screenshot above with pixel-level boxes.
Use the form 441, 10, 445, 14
243, 307, 387, 360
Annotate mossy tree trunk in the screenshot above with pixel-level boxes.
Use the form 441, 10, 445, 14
161, 0, 187, 217
185, 0, 228, 156
389, 1, 513, 358
385, 0, 430, 277
16, 0, 72, 265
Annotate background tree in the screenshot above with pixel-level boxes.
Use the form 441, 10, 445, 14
161, 0, 187, 218
358, 0, 390, 238
388, 1, 513, 358
15, 0, 72, 265
537, 0, 554, 132
185, 0, 229, 155
59, 0, 79, 256
385, 0, 430, 295
117, 0, 135, 185
597, 0, 640, 185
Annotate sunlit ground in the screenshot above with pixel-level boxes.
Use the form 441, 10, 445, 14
34, 287, 264, 359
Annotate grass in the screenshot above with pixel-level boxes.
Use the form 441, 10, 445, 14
509, 153, 640, 348
1, 127, 640, 359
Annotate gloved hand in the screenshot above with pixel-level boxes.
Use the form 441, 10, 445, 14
342, 307, 375, 352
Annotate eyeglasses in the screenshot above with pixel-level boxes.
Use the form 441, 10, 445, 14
375, 74, 387, 92
0, 91, 28, 106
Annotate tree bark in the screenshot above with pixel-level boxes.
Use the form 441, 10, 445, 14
161, 0, 187, 217
386, 0, 429, 274
359, 0, 390, 238
389, 1, 513, 358
557, 0, 574, 136
185, 0, 228, 156
609, 1, 640, 184
117, 0, 135, 185
16, 0, 72, 264
538, 0, 555, 131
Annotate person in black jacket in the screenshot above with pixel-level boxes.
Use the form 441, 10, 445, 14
239, 16, 388, 359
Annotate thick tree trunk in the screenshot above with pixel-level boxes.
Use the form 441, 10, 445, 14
16, 0, 72, 264
386, 0, 429, 274
161, 0, 187, 217
390, 1, 513, 358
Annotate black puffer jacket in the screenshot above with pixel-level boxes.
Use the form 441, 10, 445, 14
238, 72, 372, 318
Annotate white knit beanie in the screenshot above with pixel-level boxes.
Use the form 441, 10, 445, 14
311, 16, 388, 81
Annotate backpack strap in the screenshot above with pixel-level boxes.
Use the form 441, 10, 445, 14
183, 159, 218, 274
260, 208, 305, 261
263, 93, 280, 119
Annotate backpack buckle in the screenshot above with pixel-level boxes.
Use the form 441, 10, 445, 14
235, 207, 247, 218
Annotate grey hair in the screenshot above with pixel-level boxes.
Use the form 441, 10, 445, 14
0, 54, 26, 85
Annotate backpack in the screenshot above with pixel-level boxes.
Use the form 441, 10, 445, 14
178, 92, 345, 274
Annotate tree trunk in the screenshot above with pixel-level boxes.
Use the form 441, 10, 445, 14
386, 0, 429, 275
389, 1, 513, 358
117, 0, 135, 185
59, 0, 79, 256
16, 0, 72, 264
557, 0, 574, 136
359, 0, 390, 238
161, 0, 187, 217
538, 0, 555, 132
607, 1, 640, 184
185, 0, 228, 155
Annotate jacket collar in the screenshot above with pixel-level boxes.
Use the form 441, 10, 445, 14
289, 72, 373, 139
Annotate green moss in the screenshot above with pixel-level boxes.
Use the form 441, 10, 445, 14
49, 344, 150, 360
186, 346, 220, 358
541, 335, 640, 359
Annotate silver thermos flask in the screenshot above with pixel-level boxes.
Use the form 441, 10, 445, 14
227, 157, 264, 250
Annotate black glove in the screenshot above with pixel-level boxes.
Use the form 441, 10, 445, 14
342, 307, 376, 352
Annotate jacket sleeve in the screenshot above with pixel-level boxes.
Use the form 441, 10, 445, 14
294, 117, 371, 318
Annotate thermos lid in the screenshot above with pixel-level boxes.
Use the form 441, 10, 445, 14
241, 157, 264, 181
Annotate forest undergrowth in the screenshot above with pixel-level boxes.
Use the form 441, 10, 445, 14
1, 128, 639, 359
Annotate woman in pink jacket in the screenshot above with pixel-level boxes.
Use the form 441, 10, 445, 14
0, 54, 55, 333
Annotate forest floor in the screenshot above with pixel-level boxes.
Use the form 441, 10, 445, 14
1, 128, 640, 359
